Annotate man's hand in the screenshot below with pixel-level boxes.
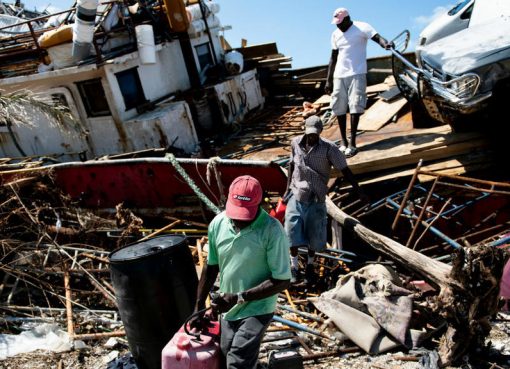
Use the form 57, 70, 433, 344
188, 313, 206, 330
188, 308, 215, 331
211, 292, 237, 313
282, 190, 292, 204
324, 83, 332, 95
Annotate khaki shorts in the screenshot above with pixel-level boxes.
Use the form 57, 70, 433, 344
330, 74, 367, 115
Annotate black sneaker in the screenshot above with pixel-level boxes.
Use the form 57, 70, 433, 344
304, 264, 316, 285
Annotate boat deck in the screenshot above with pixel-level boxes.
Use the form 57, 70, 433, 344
215, 97, 493, 186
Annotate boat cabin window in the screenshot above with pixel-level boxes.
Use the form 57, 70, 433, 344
51, 93, 69, 108
195, 43, 214, 70
76, 78, 112, 117
115, 67, 147, 111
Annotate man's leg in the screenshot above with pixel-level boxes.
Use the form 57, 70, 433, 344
305, 202, 327, 284
336, 114, 348, 151
349, 113, 361, 148
290, 246, 301, 283
305, 249, 316, 285
331, 77, 349, 150
284, 195, 306, 283
221, 314, 273, 369
345, 74, 367, 157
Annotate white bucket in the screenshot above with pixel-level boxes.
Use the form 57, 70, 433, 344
135, 24, 156, 64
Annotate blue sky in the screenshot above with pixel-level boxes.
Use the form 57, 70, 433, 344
23, 0, 456, 69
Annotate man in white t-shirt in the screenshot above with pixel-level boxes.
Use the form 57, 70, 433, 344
325, 8, 393, 157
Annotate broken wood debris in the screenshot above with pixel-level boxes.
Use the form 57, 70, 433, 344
1, 153, 510, 368
325, 171, 510, 366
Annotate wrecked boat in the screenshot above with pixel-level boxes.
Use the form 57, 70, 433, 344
0, 155, 288, 217
1, 2, 510, 368
0, 0, 264, 161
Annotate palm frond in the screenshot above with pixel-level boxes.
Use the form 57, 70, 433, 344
0, 90, 79, 131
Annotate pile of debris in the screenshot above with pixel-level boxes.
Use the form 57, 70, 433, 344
1, 160, 510, 368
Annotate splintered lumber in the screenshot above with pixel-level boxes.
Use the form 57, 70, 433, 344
138, 220, 181, 242
366, 82, 393, 94
356, 149, 496, 186
358, 97, 407, 131
325, 197, 508, 366
333, 126, 490, 177
73, 330, 126, 341
313, 94, 332, 106
64, 270, 74, 337
235, 42, 278, 59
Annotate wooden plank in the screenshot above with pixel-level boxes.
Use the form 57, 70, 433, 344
235, 42, 278, 59
313, 94, 332, 105
366, 82, 391, 94
379, 86, 402, 102
358, 97, 407, 131
331, 129, 489, 177
355, 150, 495, 185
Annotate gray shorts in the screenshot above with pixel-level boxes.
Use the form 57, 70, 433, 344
330, 74, 367, 115
284, 195, 327, 251
220, 313, 273, 369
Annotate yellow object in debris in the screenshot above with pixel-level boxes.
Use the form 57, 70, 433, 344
163, 0, 190, 32
38, 24, 73, 48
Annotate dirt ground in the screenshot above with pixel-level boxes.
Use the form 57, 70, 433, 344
2, 312, 510, 369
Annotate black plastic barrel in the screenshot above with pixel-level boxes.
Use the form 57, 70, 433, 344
109, 234, 198, 369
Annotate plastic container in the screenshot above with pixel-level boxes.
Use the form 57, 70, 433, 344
162, 320, 221, 369
164, 0, 189, 32
186, 2, 220, 22
135, 24, 156, 64
269, 197, 286, 224
224, 50, 244, 75
268, 350, 304, 369
109, 234, 198, 369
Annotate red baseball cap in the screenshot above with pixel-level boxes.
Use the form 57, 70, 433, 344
226, 175, 262, 220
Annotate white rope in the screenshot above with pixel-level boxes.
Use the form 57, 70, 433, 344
206, 156, 227, 207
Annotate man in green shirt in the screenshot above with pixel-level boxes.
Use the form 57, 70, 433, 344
192, 175, 291, 369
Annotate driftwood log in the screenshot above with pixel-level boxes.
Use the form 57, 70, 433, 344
326, 197, 508, 366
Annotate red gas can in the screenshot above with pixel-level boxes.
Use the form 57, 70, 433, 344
161, 320, 221, 369
269, 197, 287, 224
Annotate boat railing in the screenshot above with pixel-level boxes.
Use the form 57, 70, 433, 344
0, 0, 175, 78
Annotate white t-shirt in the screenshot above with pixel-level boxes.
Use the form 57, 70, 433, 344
331, 21, 377, 78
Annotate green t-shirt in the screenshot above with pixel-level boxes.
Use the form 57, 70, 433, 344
208, 209, 291, 321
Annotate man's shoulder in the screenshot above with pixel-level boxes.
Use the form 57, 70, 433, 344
353, 21, 376, 34
291, 135, 304, 144
353, 20, 372, 27
319, 136, 337, 148
319, 138, 346, 162
210, 211, 228, 229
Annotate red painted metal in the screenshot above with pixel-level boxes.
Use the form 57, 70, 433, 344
161, 320, 221, 369
1, 158, 287, 211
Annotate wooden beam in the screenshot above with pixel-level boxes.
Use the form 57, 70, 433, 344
333, 129, 489, 177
